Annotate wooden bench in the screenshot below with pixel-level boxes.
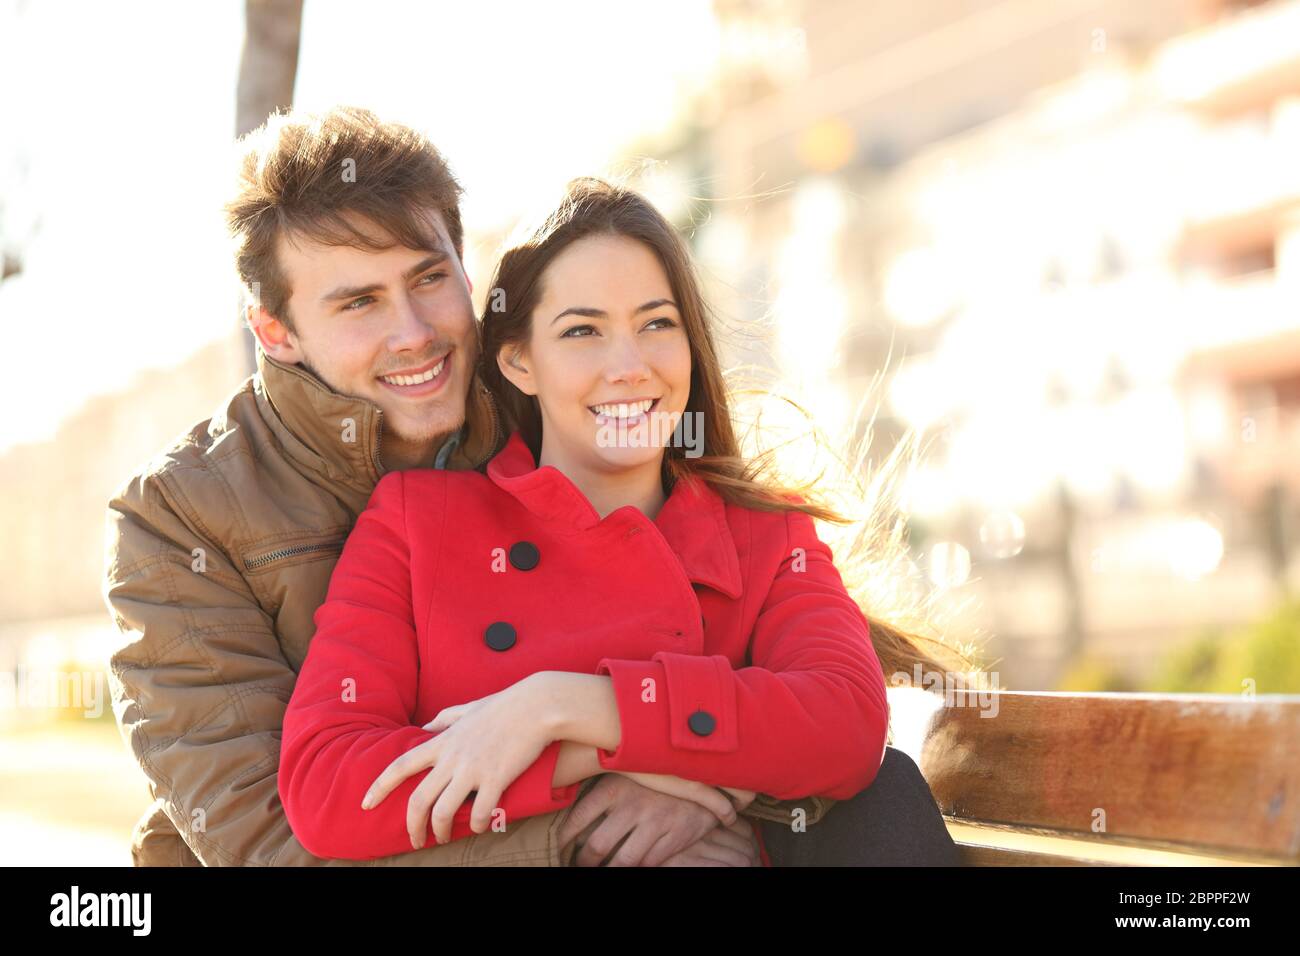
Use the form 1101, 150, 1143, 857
885, 687, 1300, 866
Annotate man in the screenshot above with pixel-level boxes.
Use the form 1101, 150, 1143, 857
102, 105, 779, 866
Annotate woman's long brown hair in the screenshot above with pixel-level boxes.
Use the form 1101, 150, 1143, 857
479, 177, 985, 701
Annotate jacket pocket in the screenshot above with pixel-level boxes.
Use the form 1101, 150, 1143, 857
242, 538, 345, 573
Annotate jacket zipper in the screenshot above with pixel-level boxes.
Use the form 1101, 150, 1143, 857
245, 540, 344, 570
478, 384, 502, 467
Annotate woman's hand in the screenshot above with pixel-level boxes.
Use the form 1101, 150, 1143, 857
361, 675, 555, 849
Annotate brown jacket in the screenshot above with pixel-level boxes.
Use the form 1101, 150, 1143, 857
102, 350, 827, 867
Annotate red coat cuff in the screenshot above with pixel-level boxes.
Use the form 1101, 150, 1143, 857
595, 653, 740, 773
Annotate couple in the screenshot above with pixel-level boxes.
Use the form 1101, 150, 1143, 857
103, 105, 962, 867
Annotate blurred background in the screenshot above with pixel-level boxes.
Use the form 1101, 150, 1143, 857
2, 0, 1298, 864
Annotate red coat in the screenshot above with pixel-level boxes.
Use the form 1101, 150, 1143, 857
279, 430, 889, 860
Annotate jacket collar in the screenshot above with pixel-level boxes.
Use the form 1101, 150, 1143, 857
486, 430, 743, 598
254, 350, 504, 502
255, 350, 386, 498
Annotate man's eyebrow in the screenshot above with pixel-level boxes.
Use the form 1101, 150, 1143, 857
550, 298, 678, 326
319, 249, 450, 304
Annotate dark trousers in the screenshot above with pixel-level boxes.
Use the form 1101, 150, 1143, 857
759, 746, 963, 866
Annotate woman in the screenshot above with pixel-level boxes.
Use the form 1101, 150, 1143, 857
279, 178, 964, 866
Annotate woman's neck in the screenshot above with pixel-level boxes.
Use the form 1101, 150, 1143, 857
539, 441, 667, 520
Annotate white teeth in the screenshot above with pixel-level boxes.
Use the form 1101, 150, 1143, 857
381, 358, 444, 386
590, 399, 654, 419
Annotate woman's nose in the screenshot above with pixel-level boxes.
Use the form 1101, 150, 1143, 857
604, 334, 652, 384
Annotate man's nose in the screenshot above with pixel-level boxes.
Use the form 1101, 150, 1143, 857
387, 290, 436, 353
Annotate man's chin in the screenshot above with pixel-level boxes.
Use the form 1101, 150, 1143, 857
295, 361, 465, 443
381, 408, 466, 447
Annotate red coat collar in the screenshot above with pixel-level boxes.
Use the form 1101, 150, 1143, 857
487, 430, 743, 598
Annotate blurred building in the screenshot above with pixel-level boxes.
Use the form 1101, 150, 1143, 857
0, 330, 249, 684
653, 0, 1300, 687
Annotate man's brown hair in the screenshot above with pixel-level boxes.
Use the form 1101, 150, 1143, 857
226, 105, 465, 331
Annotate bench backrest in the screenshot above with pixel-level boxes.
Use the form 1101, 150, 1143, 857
885, 687, 1300, 866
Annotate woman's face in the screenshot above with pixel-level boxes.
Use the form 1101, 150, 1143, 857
498, 233, 692, 476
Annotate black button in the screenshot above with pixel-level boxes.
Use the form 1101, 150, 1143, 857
687, 710, 716, 736
484, 621, 517, 651
509, 541, 540, 571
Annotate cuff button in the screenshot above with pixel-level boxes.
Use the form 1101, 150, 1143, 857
687, 710, 716, 736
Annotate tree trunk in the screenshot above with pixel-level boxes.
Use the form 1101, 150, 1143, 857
236, 0, 303, 137
234, 0, 303, 373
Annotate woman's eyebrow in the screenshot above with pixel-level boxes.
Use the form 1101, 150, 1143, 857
636, 298, 678, 314
551, 299, 678, 325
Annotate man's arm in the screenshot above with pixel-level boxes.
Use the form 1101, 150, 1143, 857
102, 467, 543, 866
739, 793, 836, 827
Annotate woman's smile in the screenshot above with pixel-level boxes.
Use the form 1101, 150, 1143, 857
588, 396, 660, 426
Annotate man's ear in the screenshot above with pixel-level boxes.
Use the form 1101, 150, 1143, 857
247, 305, 305, 365
496, 344, 537, 396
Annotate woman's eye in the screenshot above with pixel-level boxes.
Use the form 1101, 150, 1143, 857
645, 317, 678, 330
560, 325, 597, 338
343, 296, 375, 312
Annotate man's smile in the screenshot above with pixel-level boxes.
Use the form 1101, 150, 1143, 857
376, 352, 452, 397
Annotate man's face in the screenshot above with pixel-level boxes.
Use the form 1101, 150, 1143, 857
254, 209, 477, 467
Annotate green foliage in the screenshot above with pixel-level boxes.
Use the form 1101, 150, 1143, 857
1148, 597, 1300, 694
1056, 655, 1139, 692
1054, 598, 1300, 693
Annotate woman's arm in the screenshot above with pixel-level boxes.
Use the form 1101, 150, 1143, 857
552, 740, 604, 788
538, 508, 890, 801
277, 471, 580, 860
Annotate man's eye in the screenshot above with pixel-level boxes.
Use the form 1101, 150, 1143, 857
419, 272, 446, 285
344, 296, 375, 312
560, 325, 597, 338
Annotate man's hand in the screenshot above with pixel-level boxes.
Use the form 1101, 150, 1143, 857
558, 774, 730, 867
657, 817, 762, 867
